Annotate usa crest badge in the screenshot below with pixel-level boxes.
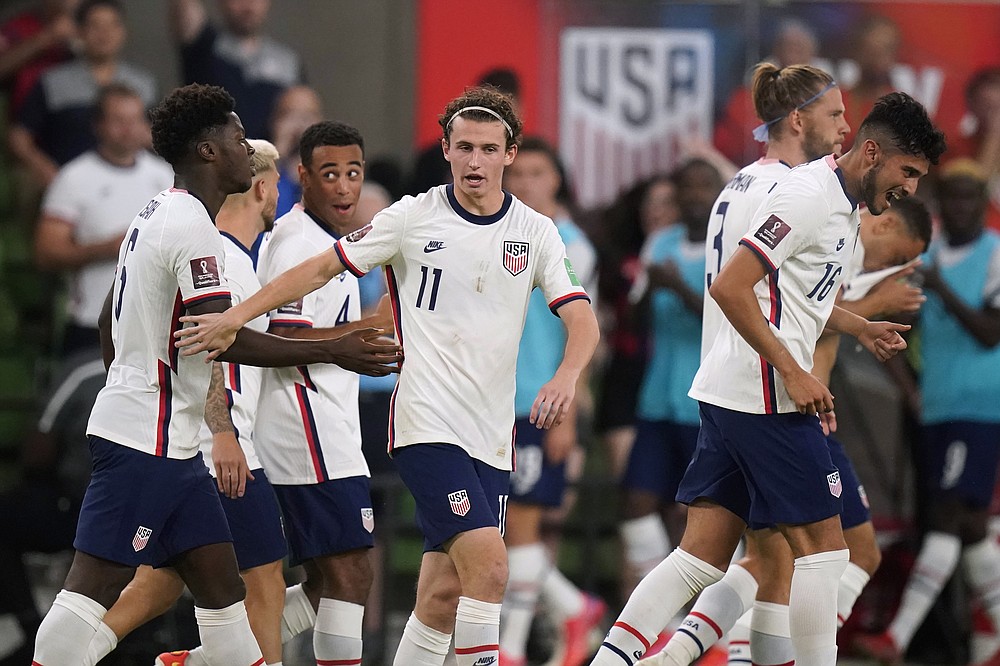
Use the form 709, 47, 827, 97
827, 471, 842, 498
361, 508, 375, 533
448, 489, 471, 516
503, 241, 529, 276
132, 525, 152, 552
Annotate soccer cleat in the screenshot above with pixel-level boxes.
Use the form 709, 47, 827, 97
498, 649, 527, 666
154, 650, 191, 666
561, 593, 608, 666
852, 631, 903, 665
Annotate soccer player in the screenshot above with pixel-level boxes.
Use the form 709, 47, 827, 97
80, 139, 288, 666
174, 85, 601, 666
252, 120, 393, 665
30, 83, 400, 666
500, 136, 604, 666
641, 196, 933, 666
593, 91, 945, 666
854, 159, 1000, 666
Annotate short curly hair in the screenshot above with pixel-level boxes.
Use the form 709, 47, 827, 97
299, 120, 365, 168
150, 84, 235, 167
856, 92, 947, 165
438, 85, 522, 150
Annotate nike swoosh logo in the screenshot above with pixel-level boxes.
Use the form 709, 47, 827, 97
424, 243, 446, 253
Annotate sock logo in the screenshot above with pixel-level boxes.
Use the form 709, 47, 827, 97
472, 657, 496, 666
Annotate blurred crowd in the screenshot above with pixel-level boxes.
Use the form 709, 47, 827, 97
2, 1, 1000, 665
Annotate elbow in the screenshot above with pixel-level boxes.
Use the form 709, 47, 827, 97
708, 279, 732, 312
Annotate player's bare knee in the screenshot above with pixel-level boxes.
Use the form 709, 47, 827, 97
322, 551, 374, 604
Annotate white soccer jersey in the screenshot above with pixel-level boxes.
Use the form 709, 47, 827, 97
254, 204, 368, 485
198, 233, 267, 475
42, 150, 174, 328
88, 189, 232, 458
701, 158, 792, 359
334, 184, 590, 471
690, 155, 861, 414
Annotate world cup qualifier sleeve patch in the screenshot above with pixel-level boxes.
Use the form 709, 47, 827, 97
277, 299, 304, 315
564, 257, 581, 286
754, 215, 792, 250
344, 223, 372, 243
190, 256, 222, 289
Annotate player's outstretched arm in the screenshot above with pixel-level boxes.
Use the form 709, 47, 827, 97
530, 299, 599, 430
826, 305, 910, 362
175, 247, 347, 356
712, 246, 834, 415
98, 286, 114, 370
182, 298, 401, 373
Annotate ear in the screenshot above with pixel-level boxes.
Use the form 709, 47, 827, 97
863, 138, 880, 165
196, 138, 216, 162
503, 143, 518, 167
441, 137, 451, 162
254, 177, 267, 202
297, 162, 307, 185
787, 108, 804, 135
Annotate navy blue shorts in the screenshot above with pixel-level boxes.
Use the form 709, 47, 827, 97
676, 403, 842, 528
509, 418, 567, 507
393, 443, 510, 551
918, 421, 1000, 509
622, 419, 699, 502
219, 469, 287, 570
826, 437, 871, 530
75, 436, 232, 568
273, 476, 374, 567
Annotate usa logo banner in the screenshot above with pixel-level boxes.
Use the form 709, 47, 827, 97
561, 28, 714, 208
361, 508, 375, 533
132, 525, 152, 552
827, 472, 843, 498
503, 241, 529, 276
448, 489, 471, 517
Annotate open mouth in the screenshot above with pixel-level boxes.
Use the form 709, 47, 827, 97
465, 174, 485, 186
333, 204, 353, 214
885, 191, 902, 207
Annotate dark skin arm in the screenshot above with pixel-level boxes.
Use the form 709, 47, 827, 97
99, 287, 114, 370
190, 298, 401, 374
268, 296, 394, 341
921, 263, 1000, 348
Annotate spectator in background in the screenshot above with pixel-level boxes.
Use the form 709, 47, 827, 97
170, 0, 304, 140
714, 18, 822, 166
270, 84, 323, 217
7, 0, 157, 187
593, 175, 678, 488
952, 67, 1000, 229
0, 0, 77, 118
33, 83, 172, 355
841, 15, 902, 147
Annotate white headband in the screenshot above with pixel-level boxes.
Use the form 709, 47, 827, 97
446, 106, 513, 138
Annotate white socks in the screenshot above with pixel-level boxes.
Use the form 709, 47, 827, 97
728, 610, 752, 665
314, 598, 364, 664
33, 590, 106, 666
621, 514, 672, 580
662, 563, 758, 665
541, 563, 586, 618
194, 601, 264, 666
593, 549, 725, 665
83, 621, 118, 666
454, 596, 501, 666
281, 583, 317, 644
393, 613, 451, 666
837, 562, 871, 628
500, 544, 547, 659
789, 549, 849, 666
749, 602, 793, 666
887, 531, 962, 651
965, 537, 1000, 631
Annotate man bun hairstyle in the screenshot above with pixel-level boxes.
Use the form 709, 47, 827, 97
750, 62, 836, 140
150, 84, 235, 167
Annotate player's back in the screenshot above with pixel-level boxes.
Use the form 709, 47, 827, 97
88, 188, 231, 459
701, 158, 791, 359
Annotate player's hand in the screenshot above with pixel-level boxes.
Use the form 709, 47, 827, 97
175, 310, 241, 361
781, 367, 835, 416
647, 260, 685, 293
531, 371, 577, 430
542, 420, 576, 463
870, 266, 925, 315
819, 409, 837, 436
212, 431, 254, 499
327, 327, 402, 376
858, 320, 910, 362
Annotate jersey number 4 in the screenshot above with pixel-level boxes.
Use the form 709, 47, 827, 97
114, 227, 140, 320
